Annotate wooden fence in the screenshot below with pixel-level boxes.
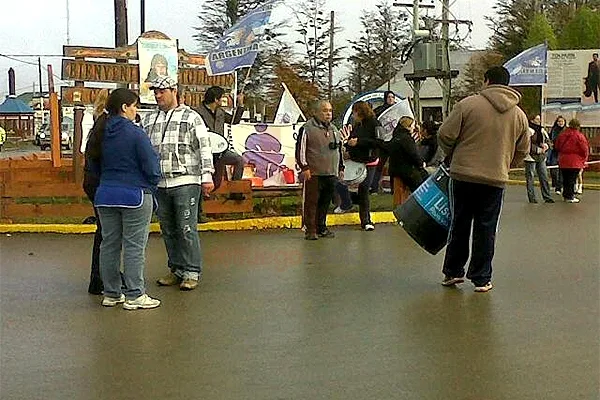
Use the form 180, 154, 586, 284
0, 155, 254, 223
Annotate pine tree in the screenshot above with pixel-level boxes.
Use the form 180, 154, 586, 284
524, 13, 558, 49
293, 0, 345, 93
347, 1, 411, 94
193, 0, 271, 52
558, 5, 600, 49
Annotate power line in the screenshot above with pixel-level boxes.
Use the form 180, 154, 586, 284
0, 54, 39, 66
1, 54, 64, 57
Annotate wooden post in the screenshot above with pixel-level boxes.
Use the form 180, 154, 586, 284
73, 105, 84, 184
114, 0, 129, 47
49, 93, 61, 168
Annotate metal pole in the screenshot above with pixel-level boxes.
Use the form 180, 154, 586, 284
328, 10, 335, 99
412, 0, 421, 122
441, 0, 451, 118
38, 57, 43, 96
140, 0, 146, 34
66, 0, 71, 45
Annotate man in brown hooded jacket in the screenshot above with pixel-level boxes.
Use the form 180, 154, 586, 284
438, 66, 530, 292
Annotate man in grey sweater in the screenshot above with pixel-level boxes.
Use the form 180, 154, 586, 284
296, 100, 345, 240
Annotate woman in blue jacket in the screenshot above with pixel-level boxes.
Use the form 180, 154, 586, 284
86, 88, 162, 310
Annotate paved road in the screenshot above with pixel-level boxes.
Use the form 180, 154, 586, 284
1, 187, 599, 400
0, 142, 73, 159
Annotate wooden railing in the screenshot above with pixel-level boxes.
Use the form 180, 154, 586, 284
0, 155, 255, 222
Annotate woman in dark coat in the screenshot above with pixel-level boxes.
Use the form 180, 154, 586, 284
547, 115, 566, 193
379, 116, 429, 207
338, 101, 380, 230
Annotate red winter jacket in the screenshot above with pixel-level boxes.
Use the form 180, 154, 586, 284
554, 128, 589, 169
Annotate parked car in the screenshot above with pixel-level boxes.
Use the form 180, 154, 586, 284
38, 119, 74, 150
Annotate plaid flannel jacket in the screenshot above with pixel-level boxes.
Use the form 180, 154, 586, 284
142, 105, 214, 187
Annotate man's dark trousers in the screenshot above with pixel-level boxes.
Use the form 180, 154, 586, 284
442, 179, 504, 286
303, 175, 336, 235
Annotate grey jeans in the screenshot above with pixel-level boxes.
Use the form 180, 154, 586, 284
525, 157, 552, 202
155, 184, 203, 280
97, 193, 153, 300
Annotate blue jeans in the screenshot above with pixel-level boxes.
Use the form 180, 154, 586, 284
97, 193, 153, 300
442, 180, 504, 286
156, 184, 202, 280
525, 158, 552, 202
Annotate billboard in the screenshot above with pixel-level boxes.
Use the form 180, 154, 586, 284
547, 49, 600, 105
138, 38, 178, 104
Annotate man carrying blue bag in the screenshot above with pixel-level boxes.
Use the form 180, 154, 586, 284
437, 66, 530, 293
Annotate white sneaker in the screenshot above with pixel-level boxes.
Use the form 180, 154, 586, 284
123, 294, 161, 310
474, 282, 493, 292
333, 206, 350, 214
565, 198, 580, 203
364, 224, 375, 231
102, 294, 125, 307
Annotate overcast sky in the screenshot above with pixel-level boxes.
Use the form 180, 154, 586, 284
1, 0, 497, 98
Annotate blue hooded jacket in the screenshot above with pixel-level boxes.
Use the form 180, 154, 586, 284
92, 116, 161, 207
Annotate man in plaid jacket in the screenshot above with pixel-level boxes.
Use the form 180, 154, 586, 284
142, 76, 214, 291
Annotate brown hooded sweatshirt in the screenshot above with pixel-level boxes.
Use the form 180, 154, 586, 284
438, 84, 530, 187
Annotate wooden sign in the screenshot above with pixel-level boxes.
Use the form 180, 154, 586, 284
61, 86, 207, 109
62, 60, 234, 87
62, 60, 137, 84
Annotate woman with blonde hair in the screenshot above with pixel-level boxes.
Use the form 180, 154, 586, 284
83, 89, 110, 294
379, 116, 429, 207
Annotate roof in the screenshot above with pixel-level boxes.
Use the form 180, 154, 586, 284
0, 96, 35, 114
380, 49, 483, 99
16, 91, 49, 106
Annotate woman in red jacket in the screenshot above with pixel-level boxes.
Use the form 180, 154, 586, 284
554, 119, 589, 203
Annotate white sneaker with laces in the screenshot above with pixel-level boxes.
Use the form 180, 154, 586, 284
364, 224, 375, 231
123, 294, 161, 310
333, 206, 346, 214
102, 294, 125, 307
566, 198, 580, 203
474, 282, 493, 292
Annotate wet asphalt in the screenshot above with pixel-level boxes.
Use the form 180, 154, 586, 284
1, 187, 599, 400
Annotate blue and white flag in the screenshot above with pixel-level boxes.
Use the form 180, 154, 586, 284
504, 43, 548, 86
206, 1, 278, 76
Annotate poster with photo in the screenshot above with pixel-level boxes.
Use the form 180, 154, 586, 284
547, 49, 600, 105
138, 38, 178, 104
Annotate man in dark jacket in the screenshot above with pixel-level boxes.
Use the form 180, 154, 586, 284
195, 86, 245, 190
585, 53, 599, 103
296, 100, 344, 240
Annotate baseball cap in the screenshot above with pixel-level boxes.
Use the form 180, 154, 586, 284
149, 76, 178, 90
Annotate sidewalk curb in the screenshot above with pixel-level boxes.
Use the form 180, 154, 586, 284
0, 212, 398, 234
1, 181, 597, 234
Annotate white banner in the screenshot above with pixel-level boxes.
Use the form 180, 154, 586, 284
229, 123, 299, 185
273, 83, 305, 124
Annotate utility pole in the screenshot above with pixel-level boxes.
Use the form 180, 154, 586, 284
66, 0, 71, 45
37, 57, 43, 96
412, 0, 422, 122
328, 10, 335, 101
114, 0, 129, 48
441, 0, 451, 118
